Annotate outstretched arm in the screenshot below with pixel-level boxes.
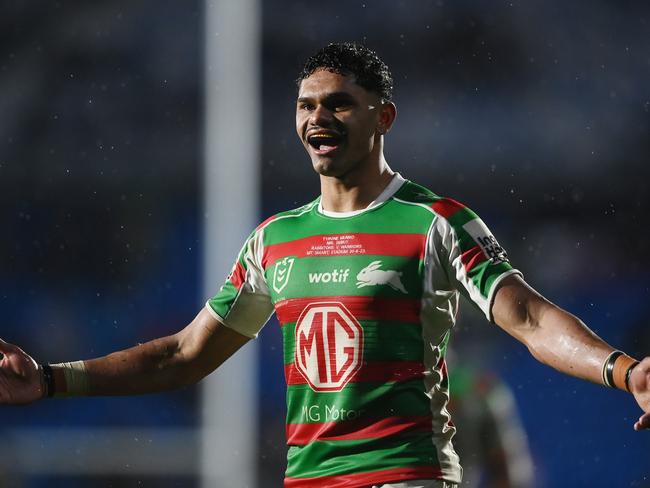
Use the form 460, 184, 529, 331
0, 307, 250, 404
492, 274, 650, 430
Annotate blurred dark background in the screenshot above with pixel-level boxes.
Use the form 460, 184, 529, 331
1, 1, 649, 487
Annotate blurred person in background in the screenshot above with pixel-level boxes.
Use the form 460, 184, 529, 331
447, 349, 534, 488
1, 42, 649, 488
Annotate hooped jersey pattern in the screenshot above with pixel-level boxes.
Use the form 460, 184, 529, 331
206, 174, 521, 487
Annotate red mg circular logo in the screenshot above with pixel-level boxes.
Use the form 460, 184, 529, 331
294, 302, 364, 392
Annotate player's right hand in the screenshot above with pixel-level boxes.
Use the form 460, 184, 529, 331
0, 338, 44, 404
629, 357, 650, 431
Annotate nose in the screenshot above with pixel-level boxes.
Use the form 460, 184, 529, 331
309, 104, 333, 127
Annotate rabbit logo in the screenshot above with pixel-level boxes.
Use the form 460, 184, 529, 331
356, 260, 407, 294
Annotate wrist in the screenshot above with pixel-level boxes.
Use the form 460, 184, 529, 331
40, 363, 55, 398
39, 361, 89, 397
624, 360, 640, 393
601, 350, 639, 392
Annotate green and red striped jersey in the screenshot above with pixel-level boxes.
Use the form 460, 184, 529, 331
206, 174, 521, 487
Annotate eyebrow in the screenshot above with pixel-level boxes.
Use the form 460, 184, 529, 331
297, 92, 357, 104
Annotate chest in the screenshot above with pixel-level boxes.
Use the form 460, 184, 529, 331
263, 232, 426, 304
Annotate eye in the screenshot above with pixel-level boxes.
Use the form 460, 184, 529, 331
299, 103, 315, 111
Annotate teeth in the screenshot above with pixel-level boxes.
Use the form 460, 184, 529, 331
308, 133, 341, 151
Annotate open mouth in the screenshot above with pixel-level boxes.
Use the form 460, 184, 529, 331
307, 132, 344, 155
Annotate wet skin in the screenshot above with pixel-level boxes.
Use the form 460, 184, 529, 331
296, 69, 391, 180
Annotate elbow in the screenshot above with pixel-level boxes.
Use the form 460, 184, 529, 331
152, 333, 206, 390
511, 296, 539, 342
510, 299, 550, 365
172, 335, 208, 387
493, 276, 560, 368
526, 338, 551, 367
522, 311, 559, 369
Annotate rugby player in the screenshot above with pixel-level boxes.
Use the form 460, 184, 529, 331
1, 43, 648, 488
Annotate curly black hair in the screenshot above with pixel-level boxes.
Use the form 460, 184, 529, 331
297, 42, 394, 101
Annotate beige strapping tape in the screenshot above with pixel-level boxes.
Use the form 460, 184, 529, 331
51, 361, 89, 396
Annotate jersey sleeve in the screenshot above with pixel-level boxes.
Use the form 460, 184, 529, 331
205, 227, 274, 338
430, 198, 522, 322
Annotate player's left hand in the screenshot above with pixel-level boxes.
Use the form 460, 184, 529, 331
629, 357, 650, 430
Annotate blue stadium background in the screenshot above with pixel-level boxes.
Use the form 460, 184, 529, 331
1, 1, 649, 486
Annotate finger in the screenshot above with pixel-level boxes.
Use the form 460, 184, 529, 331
0, 338, 14, 354
0, 370, 11, 403
633, 412, 650, 431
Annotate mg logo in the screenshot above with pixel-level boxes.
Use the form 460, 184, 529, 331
295, 302, 364, 392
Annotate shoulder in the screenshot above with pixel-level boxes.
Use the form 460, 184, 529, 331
254, 198, 319, 234
394, 179, 478, 223
393, 179, 440, 204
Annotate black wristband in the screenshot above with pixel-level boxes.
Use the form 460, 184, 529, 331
41, 363, 55, 398
625, 361, 640, 392
603, 351, 623, 388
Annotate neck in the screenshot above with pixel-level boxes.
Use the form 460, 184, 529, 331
319, 153, 395, 213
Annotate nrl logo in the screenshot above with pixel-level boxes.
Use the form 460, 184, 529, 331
356, 260, 407, 294
273, 257, 296, 294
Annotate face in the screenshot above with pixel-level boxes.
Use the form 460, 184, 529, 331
296, 69, 388, 178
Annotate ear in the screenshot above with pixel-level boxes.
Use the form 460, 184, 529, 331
377, 101, 397, 135
367, 260, 382, 270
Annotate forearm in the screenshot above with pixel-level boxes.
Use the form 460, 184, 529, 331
524, 304, 612, 384
49, 333, 199, 397
45, 308, 249, 398
493, 276, 650, 430
493, 276, 637, 388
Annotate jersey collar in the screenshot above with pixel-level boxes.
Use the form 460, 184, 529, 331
317, 173, 407, 218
